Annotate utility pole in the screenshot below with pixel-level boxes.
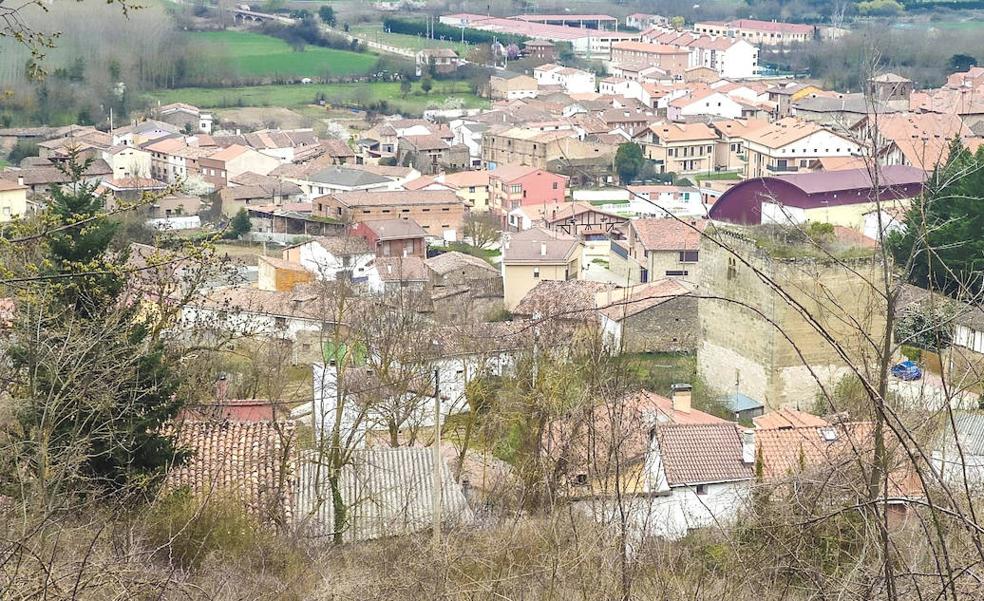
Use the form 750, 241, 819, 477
432, 368, 442, 547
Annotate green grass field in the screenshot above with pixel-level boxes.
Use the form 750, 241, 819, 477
348, 23, 471, 55
188, 31, 378, 79
149, 80, 487, 115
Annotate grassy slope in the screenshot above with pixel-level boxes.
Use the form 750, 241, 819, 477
188, 31, 377, 78
348, 23, 471, 54
149, 80, 487, 114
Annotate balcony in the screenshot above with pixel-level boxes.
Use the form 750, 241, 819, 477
766, 163, 799, 173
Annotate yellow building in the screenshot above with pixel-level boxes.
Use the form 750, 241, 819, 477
441, 170, 493, 212
257, 256, 315, 292
633, 121, 719, 175
0, 178, 30, 222
501, 228, 581, 311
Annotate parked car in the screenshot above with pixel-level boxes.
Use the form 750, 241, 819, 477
891, 360, 923, 381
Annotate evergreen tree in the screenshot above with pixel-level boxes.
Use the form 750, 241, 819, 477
231, 207, 252, 238
614, 143, 644, 184
8, 156, 187, 500
888, 140, 984, 299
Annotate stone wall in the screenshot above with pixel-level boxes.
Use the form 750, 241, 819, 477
622, 295, 698, 353
697, 226, 888, 409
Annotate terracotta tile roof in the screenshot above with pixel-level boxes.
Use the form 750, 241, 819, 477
375, 256, 430, 282
425, 250, 498, 276
165, 420, 296, 522
726, 18, 814, 35
513, 280, 615, 320
441, 170, 490, 188
597, 278, 695, 320
362, 218, 428, 240
613, 41, 689, 55
741, 117, 833, 149
755, 422, 870, 480
501, 227, 579, 264
648, 121, 718, 143
654, 423, 753, 486
631, 218, 706, 252
631, 390, 726, 425
324, 190, 461, 208
753, 408, 826, 430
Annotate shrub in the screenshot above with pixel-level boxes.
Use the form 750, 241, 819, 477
145, 491, 262, 569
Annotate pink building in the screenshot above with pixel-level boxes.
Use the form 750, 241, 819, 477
489, 164, 568, 214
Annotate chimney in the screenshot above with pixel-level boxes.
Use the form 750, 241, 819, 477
16, 175, 24, 187
741, 429, 755, 464
670, 383, 691, 413
540, 242, 547, 256
214, 373, 229, 402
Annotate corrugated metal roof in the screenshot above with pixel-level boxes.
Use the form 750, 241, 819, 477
295, 447, 472, 542
940, 412, 984, 457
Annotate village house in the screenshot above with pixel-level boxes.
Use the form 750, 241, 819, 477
218, 177, 304, 217
143, 137, 213, 185
524, 39, 557, 60
0, 178, 29, 222
634, 121, 718, 175
352, 218, 429, 258
213, 129, 320, 163
501, 227, 581, 310
932, 412, 984, 492
283, 236, 375, 283
641, 28, 759, 80
415, 48, 461, 76
482, 125, 608, 170
609, 217, 706, 283
450, 120, 490, 168
313, 190, 465, 241
440, 170, 493, 212
640, 422, 754, 539
625, 184, 707, 218
278, 164, 408, 200
257, 256, 315, 292
426, 250, 502, 294
668, 88, 745, 121
99, 144, 153, 179
489, 71, 539, 101
199, 144, 281, 189
490, 164, 568, 214
533, 64, 597, 94
359, 119, 452, 161
767, 82, 824, 117
396, 135, 471, 175
694, 19, 815, 46
740, 118, 864, 178
154, 102, 213, 134
597, 278, 698, 353
2, 159, 113, 195
710, 118, 769, 173
368, 255, 431, 294
610, 42, 691, 78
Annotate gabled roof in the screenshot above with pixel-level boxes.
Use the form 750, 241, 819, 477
296, 448, 471, 542
306, 166, 392, 187
654, 423, 753, 486
754, 407, 829, 430
165, 420, 295, 522
361, 218, 428, 240
324, 190, 461, 208
502, 227, 579, 264
425, 250, 498, 276
374, 256, 430, 282
647, 121, 717, 143
631, 218, 707, 252
597, 278, 695, 321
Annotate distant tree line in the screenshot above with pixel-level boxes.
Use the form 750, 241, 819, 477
382, 17, 529, 47
260, 18, 365, 53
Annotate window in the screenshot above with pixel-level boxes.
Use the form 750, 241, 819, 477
442, 207, 450, 212
533, 268, 540, 278
574, 474, 589, 486
469, 186, 476, 193
510, 184, 522, 194
679, 250, 699, 263
552, 182, 558, 190
640, 268, 648, 283
666, 270, 689, 276
336, 207, 342, 216
727, 256, 738, 280
695, 484, 708, 495
274, 317, 287, 329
